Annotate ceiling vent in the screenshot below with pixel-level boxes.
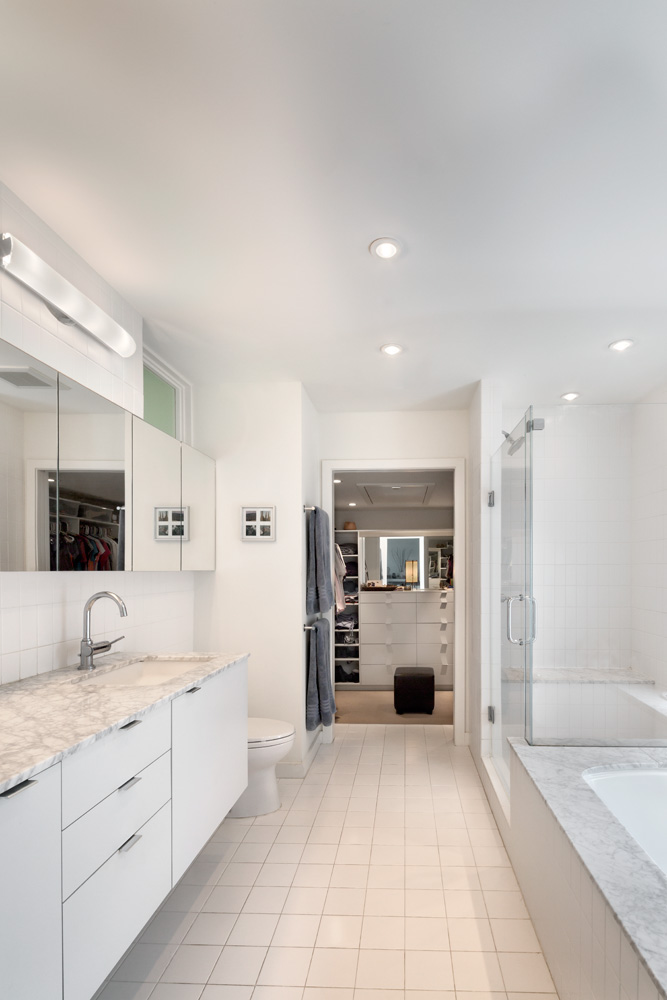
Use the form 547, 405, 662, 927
0, 367, 57, 388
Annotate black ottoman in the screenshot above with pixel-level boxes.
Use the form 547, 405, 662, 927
394, 667, 435, 715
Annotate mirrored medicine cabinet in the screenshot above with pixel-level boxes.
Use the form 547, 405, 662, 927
0, 338, 215, 572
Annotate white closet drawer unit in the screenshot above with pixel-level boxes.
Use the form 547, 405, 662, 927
360, 590, 416, 604
360, 601, 415, 625
62, 702, 171, 827
62, 751, 171, 900
417, 622, 450, 645
417, 643, 448, 667
362, 623, 416, 645
360, 643, 415, 665
360, 662, 396, 686
63, 802, 172, 1000
416, 600, 443, 623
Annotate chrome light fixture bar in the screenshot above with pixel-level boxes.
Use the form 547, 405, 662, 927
0, 233, 137, 358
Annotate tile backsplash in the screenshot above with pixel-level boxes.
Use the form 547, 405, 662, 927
0, 571, 195, 685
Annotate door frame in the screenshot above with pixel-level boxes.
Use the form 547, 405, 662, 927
322, 457, 467, 745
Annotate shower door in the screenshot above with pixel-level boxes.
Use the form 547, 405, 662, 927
489, 408, 535, 793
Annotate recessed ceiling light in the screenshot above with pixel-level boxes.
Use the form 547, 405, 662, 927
609, 339, 634, 352
369, 237, 400, 259
561, 392, 580, 401
333, 479, 341, 484
48, 477, 55, 483
391, 486, 401, 489
348, 502, 357, 507
381, 344, 403, 356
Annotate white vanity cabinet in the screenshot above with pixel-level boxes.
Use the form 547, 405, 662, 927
0, 762, 63, 1000
172, 657, 248, 882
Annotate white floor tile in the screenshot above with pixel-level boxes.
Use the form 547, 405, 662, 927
241, 887, 290, 914
208, 946, 268, 985
356, 950, 405, 990
490, 919, 541, 953
141, 911, 198, 945
404, 951, 453, 990
325, 888, 367, 916
149, 986, 205, 1000
404, 917, 448, 951
307, 949, 359, 988
257, 947, 313, 986
113, 944, 177, 983
97, 984, 154, 1000
272, 913, 321, 948
183, 914, 237, 946
447, 918, 495, 952
360, 916, 404, 950
317, 915, 364, 949
160, 945, 222, 984
227, 913, 279, 946
497, 952, 556, 993
451, 951, 504, 992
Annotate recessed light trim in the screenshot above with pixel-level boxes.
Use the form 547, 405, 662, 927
609, 339, 634, 352
369, 237, 400, 259
381, 344, 403, 356
561, 392, 580, 401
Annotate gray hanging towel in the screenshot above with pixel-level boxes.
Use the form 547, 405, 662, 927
306, 618, 336, 731
306, 506, 334, 614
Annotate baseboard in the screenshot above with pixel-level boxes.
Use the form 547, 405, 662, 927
277, 730, 322, 778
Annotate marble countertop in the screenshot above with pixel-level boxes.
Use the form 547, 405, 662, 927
0, 651, 248, 795
511, 740, 667, 997
502, 666, 654, 684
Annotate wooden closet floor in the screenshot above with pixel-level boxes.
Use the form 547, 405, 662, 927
335, 689, 453, 726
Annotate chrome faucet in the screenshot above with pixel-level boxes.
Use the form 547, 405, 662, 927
79, 591, 128, 670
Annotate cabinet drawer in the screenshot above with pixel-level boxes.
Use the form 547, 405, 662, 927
360, 662, 395, 686
360, 601, 415, 625
62, 751, 171, 900
362, 623, 416, 644
416, 622, 448, 644
360, 590, 416, 604
62, 702, 171, 827
63, 802, 171, 1000
416, 600, 445, 623
417, 643, 448, 667
360, 643, 415, 665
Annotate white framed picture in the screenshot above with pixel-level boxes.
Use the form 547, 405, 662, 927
154, 506, 190, 541
242, 505, 275, 541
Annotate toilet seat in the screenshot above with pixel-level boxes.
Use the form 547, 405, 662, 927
248, 717, 295, 747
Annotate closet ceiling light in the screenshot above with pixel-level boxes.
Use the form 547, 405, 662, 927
369, 237, 400, 259
381, 344, 403, 356
609, 339, 634, 352
0, 233, 137, 358
348, 502, 357, 507
333, 479, 341, 484
561, 392, 580, 401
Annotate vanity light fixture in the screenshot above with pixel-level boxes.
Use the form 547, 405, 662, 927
561, 392, 580, 401
381, 344, 403, 356
0, 233, 137, 358
609, 339, 634, 352
369, 237, 400, 259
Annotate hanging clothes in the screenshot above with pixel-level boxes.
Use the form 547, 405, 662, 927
334, 543, 347, 612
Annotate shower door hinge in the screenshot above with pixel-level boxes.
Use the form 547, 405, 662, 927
528, 418, 545, 432
487, 705, 495, 723
487, 491, 495, 508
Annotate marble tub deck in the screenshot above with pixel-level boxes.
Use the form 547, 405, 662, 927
511, 739, 667, 998
0, 651, 248, 795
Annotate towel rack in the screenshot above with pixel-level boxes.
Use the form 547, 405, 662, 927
303, 506, 315, 512
304, 625, 315, 631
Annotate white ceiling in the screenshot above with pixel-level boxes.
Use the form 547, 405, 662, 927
334, 469, 454, 510
2, 1, 667, 411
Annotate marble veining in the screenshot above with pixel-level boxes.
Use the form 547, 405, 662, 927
511, 740, 667, 997
0, 651, 248, 795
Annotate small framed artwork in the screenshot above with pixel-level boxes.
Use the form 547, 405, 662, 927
154, 506, 190, 541
242, 506, 275, 541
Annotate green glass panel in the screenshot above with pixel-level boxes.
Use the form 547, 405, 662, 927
143, 367, 176, 438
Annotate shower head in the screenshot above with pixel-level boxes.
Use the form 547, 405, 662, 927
502, 430, 525, 456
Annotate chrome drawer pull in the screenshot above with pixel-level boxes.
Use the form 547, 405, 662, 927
120, 719, 142, 730
0, 778, 37, 799
187, 686, 201, 694
118, 775, 142, 792
118, 833, 142, 853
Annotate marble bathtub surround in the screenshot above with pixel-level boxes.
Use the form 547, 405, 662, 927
0, 650, 248, 794
511, 739, 667, 998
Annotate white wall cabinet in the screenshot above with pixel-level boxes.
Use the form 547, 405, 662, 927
172, 658, 248, 882
0, 762, 63, 1000
359, 589, 455, 689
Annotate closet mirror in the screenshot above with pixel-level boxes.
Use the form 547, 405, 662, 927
56, 375, 129, 572
0, 340, 58, 570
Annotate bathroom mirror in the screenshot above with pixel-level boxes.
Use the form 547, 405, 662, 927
0, 340, 58, 570
56, 375, 130, 571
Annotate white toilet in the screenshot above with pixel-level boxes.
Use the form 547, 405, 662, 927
229, 717, 296, 817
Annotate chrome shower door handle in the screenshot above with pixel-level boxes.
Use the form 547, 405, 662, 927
525, 596, 537, 645
506, 595, 523, 645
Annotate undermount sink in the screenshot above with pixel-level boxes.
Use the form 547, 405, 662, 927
84, 656, 216, 687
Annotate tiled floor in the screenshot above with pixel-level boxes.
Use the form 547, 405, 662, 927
99, 724, 559, 1000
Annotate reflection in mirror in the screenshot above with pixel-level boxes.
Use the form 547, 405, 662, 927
0, 340, 58, 570
56, 375, 130, 571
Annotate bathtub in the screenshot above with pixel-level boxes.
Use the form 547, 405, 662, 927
584, 765, 667, 877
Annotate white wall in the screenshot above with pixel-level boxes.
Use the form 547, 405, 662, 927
0, 185, 196, 686
193, 382, 314, 774
319, 409, 469, 460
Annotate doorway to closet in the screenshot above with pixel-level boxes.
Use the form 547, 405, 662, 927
322, 460, 466, 742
